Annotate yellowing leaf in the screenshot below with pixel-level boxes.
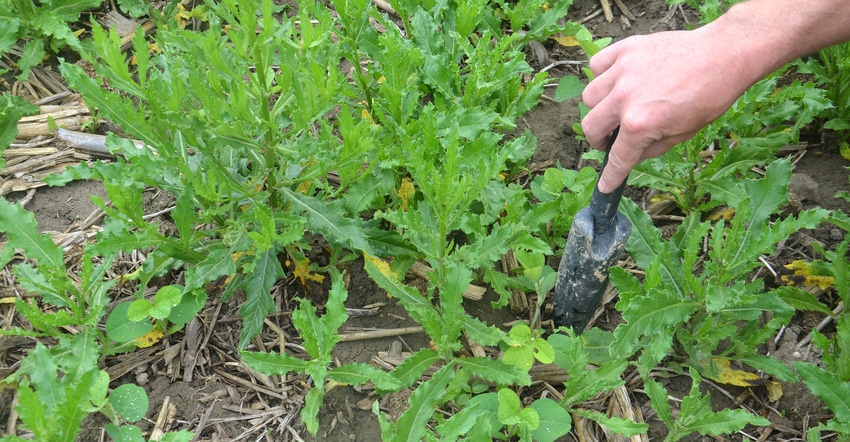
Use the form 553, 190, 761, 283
396, 177, 415, 211
292, 256, 325, 285
296, 180, 312, 194
649, 193, 674, 204
363, 252, 398, 280
0, 297, 16, 304
766, 382, 783, 402
550, 35, 579, 47
839, 141, 850, 162
361, 108, 375, 124
778, 260, 835, 290
710, 359, 776, 388
706, 206, 736, 222
134, 327, 164, 348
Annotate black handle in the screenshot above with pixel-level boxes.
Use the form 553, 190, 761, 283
590, 127, 627, 235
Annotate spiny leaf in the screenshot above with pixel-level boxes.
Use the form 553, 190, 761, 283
391, 349, 440, 387
238, 247, 284, 349
281, 188, 373, 253
454, 357, 531, 386
796, 362, 850, 422
0, 199, 66, 274
330, 363, 401, 391
240, 351, 310, 374
392, 363, 455, 441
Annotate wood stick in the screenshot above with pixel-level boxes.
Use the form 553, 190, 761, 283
599, 0, 614, 22
338, 326, 425, 342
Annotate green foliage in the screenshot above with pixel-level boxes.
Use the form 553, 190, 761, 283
807, 234, 850, 381
0, 94, 40, 165
614, 160, 829, 377
797, 42, 850, 143
645, 368, 770, 441
796, 362, 850, 441
0, 0, 100, 80
630, 72, 830, 213
241, 271, 400, 435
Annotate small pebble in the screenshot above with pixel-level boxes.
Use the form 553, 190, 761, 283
136, 372, 149, 386
793, 351, 802, 359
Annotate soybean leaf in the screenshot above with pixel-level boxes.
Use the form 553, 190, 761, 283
530, 398, 572, 442
109, 384, 148, 423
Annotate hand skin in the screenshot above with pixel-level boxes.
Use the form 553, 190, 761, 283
582, 0, 850, 193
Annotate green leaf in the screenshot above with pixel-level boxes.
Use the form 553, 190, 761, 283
530, 398, 572, 442
774, 286, 834, 315
455, 357, 531, 386
1, 94, 39, 151
796, 362, 850, 422
281, 188, 373, 253
497, 388, 522, 425
611, 288, 700, 358
462, 315, 505, 346
238, 247, 284, 349
390, 349, 440, 387
106, 302, 154, 343
644, 379, 673, 428
109, 384, 148, 423
0, 199, 66, 275
240, 351, 310, 374
555, 75, 584, 102
16, 39, 45, 81
393, 363, 455, 441
571, 408, 648, 437
330, 363, 401, 390
303, 386, 323, 435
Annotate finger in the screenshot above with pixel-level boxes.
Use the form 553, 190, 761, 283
581, 97, 622, 151
587, 40, 623, 77
581, 68, 617, 109
597, 126, 653, 193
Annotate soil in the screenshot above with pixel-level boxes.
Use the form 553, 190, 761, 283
2, 0, 850, 441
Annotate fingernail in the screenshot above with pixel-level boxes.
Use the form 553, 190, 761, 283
597, 177, 612, 194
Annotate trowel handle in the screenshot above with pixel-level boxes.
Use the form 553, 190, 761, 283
590, 127, 628, 234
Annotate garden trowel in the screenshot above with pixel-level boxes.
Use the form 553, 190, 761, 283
553, 128, 631, 333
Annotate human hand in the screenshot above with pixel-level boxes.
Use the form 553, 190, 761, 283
581, 28, 757, 193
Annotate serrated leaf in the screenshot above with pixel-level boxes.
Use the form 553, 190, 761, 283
281, 188, 373, 253
612, 288, 700, 358
796, 362, 850, 422
462, 315, 505, 346
773, 286, 833, 315
455, 357, 531, 386
393, 363, 455, 441
390, 349, 440, 387
330, 363, 401, 390
571, 408, 649, 437
302, 385, 323, 435
238, 247, 284, 349
363, 252, 444, 341
240, 351, 310, 374
1, 93, 39, 150
0, 199, 66, 274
